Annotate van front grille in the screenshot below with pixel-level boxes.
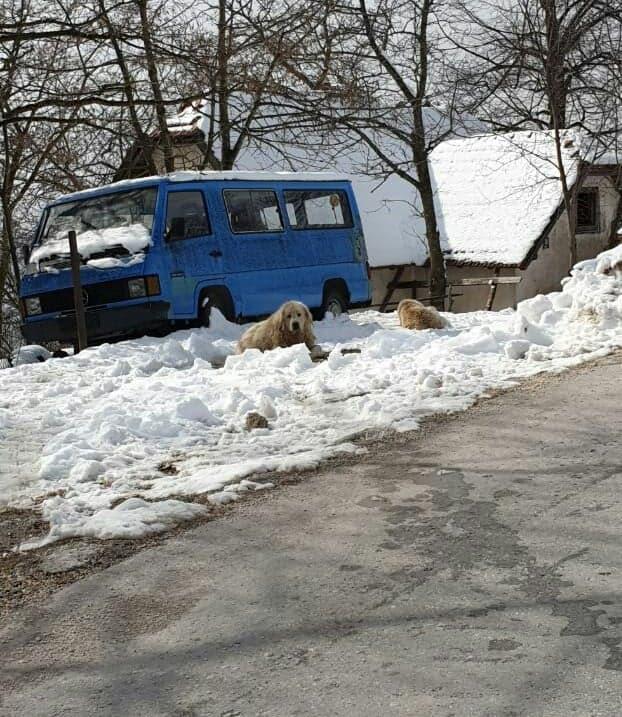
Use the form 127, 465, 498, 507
39, 279, 132, 314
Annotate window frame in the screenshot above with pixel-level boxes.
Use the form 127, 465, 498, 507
283, 188, 354, 231
165, 189, 212, 240
222, 188, 285, 235
576, 186, 600, 234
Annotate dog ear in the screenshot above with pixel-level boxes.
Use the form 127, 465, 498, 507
280, 302, 294, 332
304, 304, 313, 323
276, 302, 287, 324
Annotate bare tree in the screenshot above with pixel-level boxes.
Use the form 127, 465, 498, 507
0, 0, 89, 359
139, 0, 319, 173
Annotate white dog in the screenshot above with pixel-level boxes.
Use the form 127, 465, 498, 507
237, 301, 316, 353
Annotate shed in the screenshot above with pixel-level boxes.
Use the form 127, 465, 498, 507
374, 131, 621, 311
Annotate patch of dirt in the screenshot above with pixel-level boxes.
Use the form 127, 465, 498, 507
0, 500, 230, 617
157, 460, 179, 475
2, 349, 621, 618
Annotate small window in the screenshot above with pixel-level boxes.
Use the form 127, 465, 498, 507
224, 190, 283, 233
284, 189, 353, 229
166, 191, 211, 239
576, 187, 600, 233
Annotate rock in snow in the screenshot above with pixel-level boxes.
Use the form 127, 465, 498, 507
245, 412, 270, 431
2, 244, 622, 549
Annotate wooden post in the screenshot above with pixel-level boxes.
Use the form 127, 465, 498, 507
379, 266, 404, 312
68, 230, 87, 352
446, 282, 453, 312
485, 268, 501, 311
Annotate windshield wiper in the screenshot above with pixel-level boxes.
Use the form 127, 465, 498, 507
38, 254, 72, 271
87, 244, 131, 261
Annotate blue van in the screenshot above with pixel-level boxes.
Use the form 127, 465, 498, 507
20, 172, 371, 345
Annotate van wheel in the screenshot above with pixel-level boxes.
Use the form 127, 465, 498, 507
199, 290, 234, 327
318, 286, 348, 319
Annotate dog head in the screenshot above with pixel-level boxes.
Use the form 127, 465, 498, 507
279, 301, 312, 334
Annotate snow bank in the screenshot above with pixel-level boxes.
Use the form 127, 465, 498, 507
1, 245, 622, 549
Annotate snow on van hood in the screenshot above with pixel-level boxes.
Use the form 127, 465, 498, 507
30, 223, 152, 266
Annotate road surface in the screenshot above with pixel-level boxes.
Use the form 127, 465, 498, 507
2, 354, 622, 716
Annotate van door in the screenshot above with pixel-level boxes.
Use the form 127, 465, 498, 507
164, 187, 224, 317
220, 187, 298, 316
282, 187, 356, 305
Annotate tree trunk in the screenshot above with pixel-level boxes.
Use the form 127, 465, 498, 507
217, 0, 232, 170
413, 101, 446, 308
1, 187, 20, 295
0, 235, 13, 361
551, 125, 580, 269
136, 0, 174, 173
415, 148, 446, 308
100, 0, 158, 176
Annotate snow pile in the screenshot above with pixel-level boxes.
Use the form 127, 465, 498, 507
30, 223, 151, 265
1, 245, 622, 549
430, 130, 582, 265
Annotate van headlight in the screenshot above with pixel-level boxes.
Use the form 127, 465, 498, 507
128, 276, 160, 298
25, 296, 42, 316
128, 278, 147, 298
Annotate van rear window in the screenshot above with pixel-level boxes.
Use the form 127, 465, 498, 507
224, 190, 283, 233
284, 190, 353, 229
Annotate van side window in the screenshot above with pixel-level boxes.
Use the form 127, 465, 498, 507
224, 190, 283, 233
284, 190, 353, 229
166, 191, 211, 239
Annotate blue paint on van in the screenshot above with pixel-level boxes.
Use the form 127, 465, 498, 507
20, 174, 371, 345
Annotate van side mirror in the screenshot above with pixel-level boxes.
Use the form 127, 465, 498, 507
168, 217, 186, 241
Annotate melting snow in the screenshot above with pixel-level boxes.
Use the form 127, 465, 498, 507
1, 246, 622, 549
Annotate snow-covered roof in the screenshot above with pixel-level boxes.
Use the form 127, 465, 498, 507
166, 99, 210, 137
430, 130, 584, 267
590, 148, 622, 166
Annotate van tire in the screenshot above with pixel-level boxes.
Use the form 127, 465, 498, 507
316, 283, 349, 320
199, 289, 235, 327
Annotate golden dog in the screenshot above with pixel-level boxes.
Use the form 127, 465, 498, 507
237, 300, 316, 353
397, 299, 448, 330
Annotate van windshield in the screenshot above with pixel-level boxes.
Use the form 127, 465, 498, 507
29, 187, 158, 271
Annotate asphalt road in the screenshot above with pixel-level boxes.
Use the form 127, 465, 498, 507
2, 354, 622, 717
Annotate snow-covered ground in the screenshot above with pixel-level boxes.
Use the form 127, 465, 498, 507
2, 246, 622, 550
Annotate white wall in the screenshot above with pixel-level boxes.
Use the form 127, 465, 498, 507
518, 174, 619, 302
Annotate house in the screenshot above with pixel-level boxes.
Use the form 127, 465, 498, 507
373, 131, 622, 311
